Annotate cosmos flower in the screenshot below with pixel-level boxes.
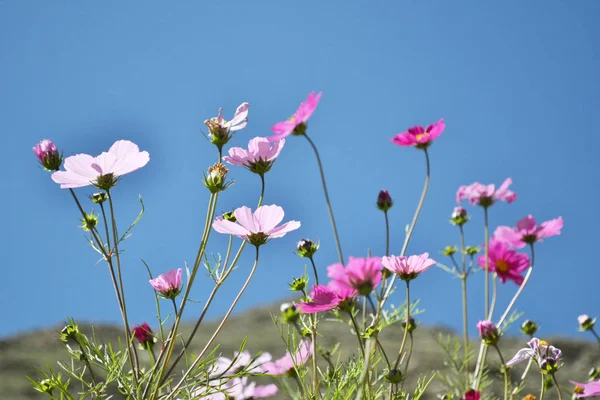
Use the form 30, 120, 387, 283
269, 91, 322, 141
260, 340, 312, 376
494, 215, 564, 248
149, 268, 182, 300
327, 257, 383, 295
223, 137, 285, 175
33, 139, 62, 171
456, 178, 517, 207
204, 102, 249, 147
570, 378, 600, 398
506, 338, 563, 374
477, 239, 529, 285
381, 253, 436, 281
391, 118, 445, 149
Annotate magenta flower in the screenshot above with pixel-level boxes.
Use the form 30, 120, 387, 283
132, 323, 154, 347
222, 137, 285, 175
51, 140, 149, 189
570, 378, 600, 398
149, 268, 182, 300
212, 205, 300, 246
381, 252, 436, 281
260, 340, 312, 376
33, 139, 62, 171
476, 320, 499, 345
506, 338, 563, 373
269, 91, 322, 141
477, 239, 529, 285
297, 281, 358, 314
456, 178, 517, 207
494, 215, 564, 249
327, 257, 382, 295
462, 389, 481, 400
204, 102, 249, 147
391, 118, 445, 149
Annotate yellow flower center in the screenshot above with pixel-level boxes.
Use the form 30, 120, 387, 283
415, 133, 427, 141
538, 340, 549, 346
496, 259, 509, 273
288, 115, 296, 123
574, 386, 584, 394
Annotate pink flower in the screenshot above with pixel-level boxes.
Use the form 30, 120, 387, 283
222, 137, 285, 175
212, 205, 300, 246
204, 102, 250, 146
494, 215, 564, 249
462, 389, 481, 400
327, 257, 382, 295
260, 340, 312, 376
132, 323, 154, 347
477, 239, 530, 285
227, 377, 278, 400
381, 252, 436, 281
456, 178, 517, 207
51, 140, 150, 189
269, 91, 322, 141
149, 268, 182, 300
297, 285, 340, 313
33, 139, 62, 171
570, 378, 600, 398
210, 350, 272, 378
391, 118, 445, 149
506, 338, 562, 373
476, 320, 499, 345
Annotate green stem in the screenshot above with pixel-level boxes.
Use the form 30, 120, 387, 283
497, 244, 536, 326
303, 133, 344, 264
539, 373, 545, 400
494, 345, 509, 400
402, 332, 414, 381
552, 374, 563, 400
591, 328, 600, 346
459, 224, 470, 381
384, 210, 390, 257
484, 206, 490, 319
489, 274, 498, 318
309, 256, 319, 286
348, 311, 365, 356
311, 313, 319, 398
393, 281, 411, 370
258, 173, 265, 207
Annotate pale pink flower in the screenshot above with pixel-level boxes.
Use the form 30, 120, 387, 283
51, 140, 149, 189
269, 91, 322, 141
570, 378, 600, 398
327, 257, 382, 295
494, 215, 564, 249
260, 340, 312, 376
149, 268, 182, 300
478, 239, 529, 285
210, 350, 272, 378
381, 253, 436, 281
456, 178, 517, 207
226, 377, 278, 400
222, 137, 285, 175
212, 205, 300, 246
204, 102, 250, 146
506, 338, 562, 373
33, 139, 62, 171
391, 118, 445, 149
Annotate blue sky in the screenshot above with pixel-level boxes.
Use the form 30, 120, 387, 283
3, 1, 599, 339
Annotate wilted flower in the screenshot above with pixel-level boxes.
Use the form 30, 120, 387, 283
327, 257, 383, 295
477, 239, 529, 285
506, 338, 563, 374
203, 162, 232, 193
451, 206, 468, 226
391, 118, 445, 149
204, 102, 249, 148
223, 137, 285, 175
377, 190, 393, 212
456, 178, 517, 207
269, 91, 322, 141
260, 340, 312, 376
494, 215, 564, 249
296, 238, 319, 258
570, 378, 600, 398
149, 268, 182, 300
578, 314, 596, 332
51, 140, 149, 190
477, 320, 499, 345
132, 323, 154, 348
381, 252, 436, 281
521, 320, 539, 336
212, 205, 301, 247
33, 139, 63, 171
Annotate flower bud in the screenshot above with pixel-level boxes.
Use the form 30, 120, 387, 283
385, 369, 403, 384
60, 323, 80, 343
464, 246, 480, 256
132, 323, 154, 349
288, 276, 308, 292
38, 378, 54, 394
203, 163, 231, 193
280, 303, 300, 324
589, 367, 600, 381
443, 245, 458, 257
377, 190, 393, 212
296, 239, 319, 258
90, 192, 109, 205
477, 320, 499, 346
578, 314, 596, 331
80, 211, 99, 232
33, 139, 63, 171
450, 206, 468, 226
521, 320, 538, 336
363, 324, 380, 339
402, 316, 417, 333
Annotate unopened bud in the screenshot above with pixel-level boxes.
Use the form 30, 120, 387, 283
280, 303, 300, 324
443, 245, 458, 257
450, 206, 468, 226
402, 317, 417, 333
385, 369, 403, 384
589, 367, 600, 381
477, 320, 499, 346
288, 276, 308, 292
33, 139, 63, 171
578, 314, 596, 332
80, 211, 98, 232
521, 320, 538, 336
60, 323, 80, 343
132, 323, 155, 349
222, 211, 237, 222
464, 246, 480, 256
377, 190, 393, 212
90, 192, 109, 204
296, 239, 319, 258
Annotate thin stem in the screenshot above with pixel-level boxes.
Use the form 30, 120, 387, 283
258, 173, 265, 207
75, 341, 97, 387
376, 337, 391, 369
293, 374, 306, 398
402, 332, 414, 381
348, 311, 365, 356
484, 206, 490, 319
539, 373, 545, 400
461, 275, 469, 377
384, 210, 390, 257
591, 328, 600, 346
497, 244, 536, 327
513, 357, 534, 396
552, 374, 563, 400
303, 133, 344, 264
367, 295, 377, 314
309, 256, 319, 286
494, 345, 509, 400
489, 274, 498, 318
311, 313, 319, 397
166, 245, 262, 399
393, 281, 411, 370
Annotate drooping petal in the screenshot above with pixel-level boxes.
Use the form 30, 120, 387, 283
506, 347, 535, 366
226, 102, 250, 131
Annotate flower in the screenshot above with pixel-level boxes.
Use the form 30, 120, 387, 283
477, 320, 499, 345
578, 314, 596, 332
212, 205, 300, 246
149, 268, 182, 300
33, 139, 63, 171
570, 378, 600, 398
451, 206, 468, 226
260, 340, 312, 376
132, 323, 154, 348
506, 338, 563, 374
296, 238, 319, 258
381, 253, 436, 281
51, 140, 150, 189
377, 190, 393, 212
391, 118, 445, 149
462, 389, 481, 400
456, 178, 517, 207
477, 239, 529, 285
223, 137, 285, 175
297, 285, 342, 313
494, 215, 564, 249
327, 257, 383, 295
209, 350, 272, 378
204, 102, 249, 148
227, 377, 278, 400
269, 91, 322, 141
